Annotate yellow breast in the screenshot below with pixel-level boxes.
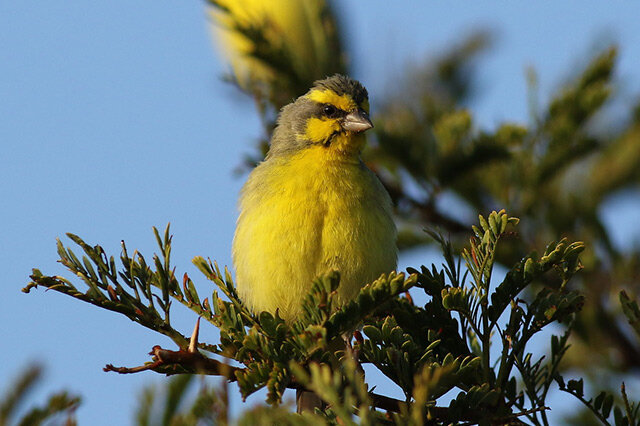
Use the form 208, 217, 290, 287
232, 145, 397, 321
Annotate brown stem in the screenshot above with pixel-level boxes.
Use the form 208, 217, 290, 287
104, 345, 239, 380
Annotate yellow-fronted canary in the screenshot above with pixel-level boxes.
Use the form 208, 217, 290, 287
233, 74, 397, 321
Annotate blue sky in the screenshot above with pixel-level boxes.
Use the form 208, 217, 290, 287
2, 1, 640, 424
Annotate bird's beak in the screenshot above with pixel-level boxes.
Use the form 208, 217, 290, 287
343, 109, 373, 133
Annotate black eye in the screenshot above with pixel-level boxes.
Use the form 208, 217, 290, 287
323, 104, 339, 118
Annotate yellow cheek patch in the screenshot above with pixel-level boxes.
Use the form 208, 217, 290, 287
307, 89, 356, 112
303, 117, 341, 143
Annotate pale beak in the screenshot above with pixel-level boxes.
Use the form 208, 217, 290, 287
343, 109, 373, 133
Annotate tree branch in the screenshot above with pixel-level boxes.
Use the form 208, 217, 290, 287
103, 343, 534, 424
104, 345, 239, 380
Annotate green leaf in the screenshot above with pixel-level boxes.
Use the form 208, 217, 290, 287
362, 325, 382, 344
567, 379, 584, 398
620, 291, 640, 338
602, 393, 614, 419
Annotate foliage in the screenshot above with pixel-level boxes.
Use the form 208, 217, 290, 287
376, 40, 640, 377
23, 209, 639, 425
0, 364, 79, 426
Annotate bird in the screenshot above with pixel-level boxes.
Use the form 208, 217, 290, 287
232, 74, 397, 322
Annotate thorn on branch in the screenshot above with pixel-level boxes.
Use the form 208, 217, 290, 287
189, 317, 201, 353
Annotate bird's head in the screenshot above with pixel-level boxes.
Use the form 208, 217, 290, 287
268, 74, 373, 158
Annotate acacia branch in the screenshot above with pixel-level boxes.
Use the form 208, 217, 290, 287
104, 345, 239, 380
104, 343, 536, 424
104, 319, 238, 379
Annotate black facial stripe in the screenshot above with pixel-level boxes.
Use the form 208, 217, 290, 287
313, 103, 347, 119
323, 129, 340, 147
